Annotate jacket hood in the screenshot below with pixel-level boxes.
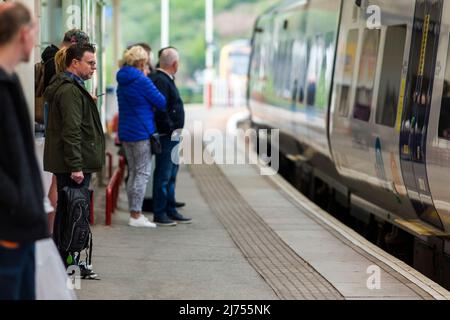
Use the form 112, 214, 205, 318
41, 44, 59, 63
44, 72, 77, 102
117, 66, 143, 86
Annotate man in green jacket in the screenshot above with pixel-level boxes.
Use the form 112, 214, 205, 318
44, 43, 105, 277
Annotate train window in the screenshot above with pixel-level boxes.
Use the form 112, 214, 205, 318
249, 31, 263, 95
292, 39, 307, 105
230, 52, 249, 76
282, 40, 294, 99
353, 28, 381, 122
274, 39, 288, 98
273, 37, 295, 101
321, 31, 336, 109
375, 25, 407, 127
438, 38, 450, 141
249, 17, 272, 99
337, 29, 358, 117
304, 33, 331, 109
306, 35, 322, 107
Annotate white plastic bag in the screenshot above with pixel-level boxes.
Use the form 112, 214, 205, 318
35, 238, 77, 300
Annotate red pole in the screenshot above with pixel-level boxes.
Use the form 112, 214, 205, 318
106, 187, 112, 226
113, 183, 118, 213
104, 156, 127, 226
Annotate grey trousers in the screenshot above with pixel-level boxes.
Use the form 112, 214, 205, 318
123, 140, 152, 212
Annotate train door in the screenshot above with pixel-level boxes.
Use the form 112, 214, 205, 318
370, 3, 414, 213
399, 0, 444, 229
425, 0, 450, 234
329, 0, 359, 166
331, 1, 399, 181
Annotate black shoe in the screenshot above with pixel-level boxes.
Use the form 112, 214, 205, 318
142, 198, 154, 212
175, 202, 186, 208
154, 216, 177, 226
168, 213, 192, 224
79, 263, 100, 280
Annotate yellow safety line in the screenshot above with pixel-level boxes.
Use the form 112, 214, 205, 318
396, 78, 407, 132
418, 14, 430, 76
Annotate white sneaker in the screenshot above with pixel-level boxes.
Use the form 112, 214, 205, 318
129, 215, 157, 228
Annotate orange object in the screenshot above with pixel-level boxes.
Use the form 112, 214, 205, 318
0, 240, 20, 249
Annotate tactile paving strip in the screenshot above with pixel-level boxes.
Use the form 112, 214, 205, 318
189, 164, 344, 300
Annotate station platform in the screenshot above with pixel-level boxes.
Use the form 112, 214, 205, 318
77, 106, 450, 300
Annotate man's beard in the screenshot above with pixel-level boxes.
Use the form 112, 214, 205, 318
82, 73, 93, 81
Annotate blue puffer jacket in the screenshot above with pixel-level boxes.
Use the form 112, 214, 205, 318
117, 66, 166, 142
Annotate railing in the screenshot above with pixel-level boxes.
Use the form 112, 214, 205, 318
105, 156, 126, 226
205, 77, 247, 107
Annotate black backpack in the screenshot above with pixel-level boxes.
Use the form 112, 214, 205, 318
57, 187, 93, 265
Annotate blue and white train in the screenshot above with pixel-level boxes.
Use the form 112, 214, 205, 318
248, 0, 450, 287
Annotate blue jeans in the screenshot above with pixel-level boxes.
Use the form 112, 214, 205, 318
153, 136, 179, 219
0, 243, 36, 300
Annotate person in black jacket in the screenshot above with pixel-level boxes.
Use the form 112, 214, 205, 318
137, 44, 186, 213
41, 29, 90, 89
0, 2, 49, 300
150, 47, 192, 226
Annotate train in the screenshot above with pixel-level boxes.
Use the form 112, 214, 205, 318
248, 0, 450, 288
215, 39, 251, 106
219, 39, 251, 85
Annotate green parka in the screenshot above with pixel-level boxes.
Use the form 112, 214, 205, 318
44, 73, 105, 173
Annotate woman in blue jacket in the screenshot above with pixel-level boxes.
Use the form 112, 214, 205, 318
117, 45, 166, 228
